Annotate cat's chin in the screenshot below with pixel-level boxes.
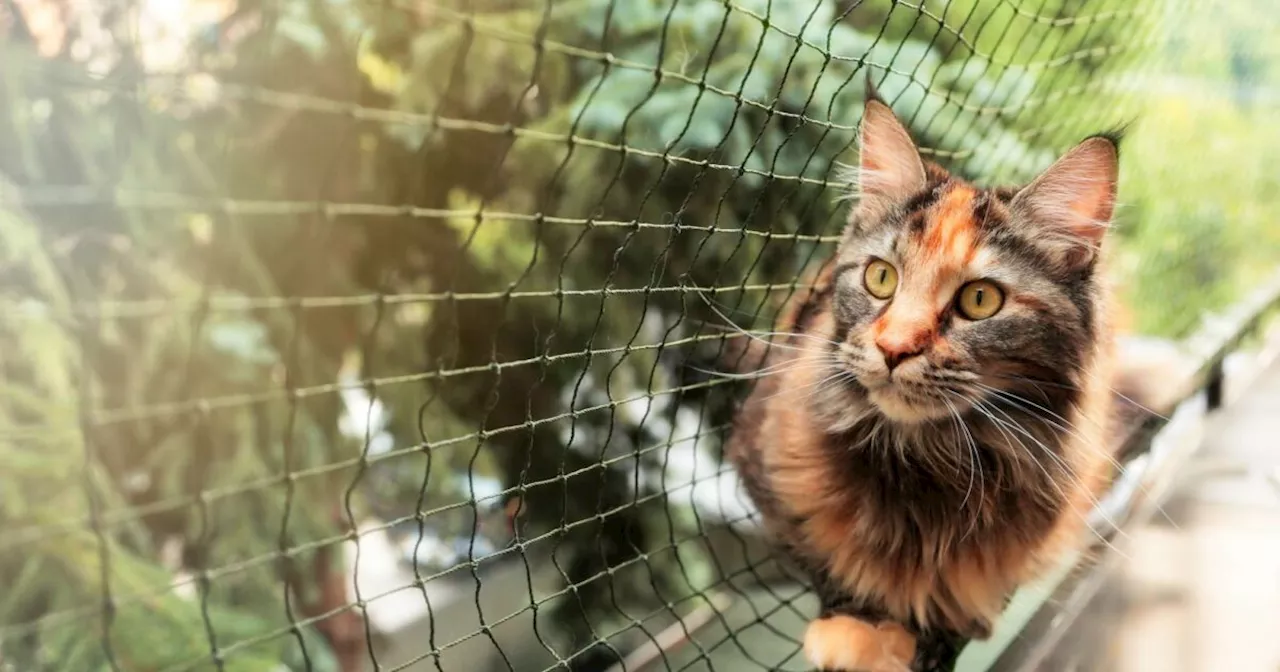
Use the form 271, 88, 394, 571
865, 386, 955, 424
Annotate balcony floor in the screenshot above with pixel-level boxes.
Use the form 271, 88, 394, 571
1051, 354, 1280, 672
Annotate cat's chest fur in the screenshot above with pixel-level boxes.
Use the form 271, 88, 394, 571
725, 314, 1110, 638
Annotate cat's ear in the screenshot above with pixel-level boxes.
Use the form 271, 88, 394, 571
854, 90, 927, 217
1011, 135, 1120, 269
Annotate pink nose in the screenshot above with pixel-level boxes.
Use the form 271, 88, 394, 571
874, 328, 932, 372
876, 341, 924, 372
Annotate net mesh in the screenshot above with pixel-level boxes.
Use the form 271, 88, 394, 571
4, 0, 1277, 670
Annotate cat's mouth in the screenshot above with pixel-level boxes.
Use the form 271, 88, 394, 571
864, 382, 956, 423
837, 350, 963, 423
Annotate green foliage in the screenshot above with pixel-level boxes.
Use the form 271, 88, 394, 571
0, 31, 353, 672
1110, 0, 1280, 337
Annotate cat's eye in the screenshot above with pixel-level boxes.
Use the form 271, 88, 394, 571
863, 259, 898, 299
956, 280, 1004, 320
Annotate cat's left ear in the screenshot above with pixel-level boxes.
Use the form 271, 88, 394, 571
1010, 134, 1120, 269
855, 90, 928, 218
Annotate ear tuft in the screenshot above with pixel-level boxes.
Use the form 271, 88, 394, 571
853, 92, 927, 219
1086, 127, 1127, 150
1010, 135, 1119, 268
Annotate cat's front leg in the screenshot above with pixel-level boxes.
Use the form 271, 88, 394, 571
802, 613, 916, 672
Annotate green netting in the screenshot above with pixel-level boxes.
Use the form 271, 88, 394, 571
2, 0, 1277, 670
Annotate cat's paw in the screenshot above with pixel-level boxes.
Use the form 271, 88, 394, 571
802, 615, 915, 672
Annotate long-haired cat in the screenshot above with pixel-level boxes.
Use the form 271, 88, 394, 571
724, 88, 1135, 672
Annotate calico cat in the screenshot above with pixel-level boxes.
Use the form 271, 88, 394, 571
724, 89, 1132, 672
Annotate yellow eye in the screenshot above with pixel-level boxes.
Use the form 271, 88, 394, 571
863, 259, 899, 299
956, 280, 1004, 320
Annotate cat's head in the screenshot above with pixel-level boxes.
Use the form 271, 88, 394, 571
830, 91, 1119, 424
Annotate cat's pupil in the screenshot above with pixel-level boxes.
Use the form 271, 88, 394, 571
974, 289, 984, 305
878, 269, 887, 283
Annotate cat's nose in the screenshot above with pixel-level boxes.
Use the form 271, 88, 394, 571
877, 342, 924, 372
873, 306, 935, 372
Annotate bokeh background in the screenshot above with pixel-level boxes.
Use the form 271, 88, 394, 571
3, 0, 1279, 670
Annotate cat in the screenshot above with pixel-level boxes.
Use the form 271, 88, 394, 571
723, 87, 1140, 672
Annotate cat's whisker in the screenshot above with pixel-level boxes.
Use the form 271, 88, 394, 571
954, 393, 1038, 472
794, 371, 861, 407
782, 376, 852, 411
985, 373, 1077, 391
989, 371, 1168, 422
965, 395, 1133, 554
688, 364, 784, 381
941, 396, 982, 538
1077, 367, 1169, 421
950, 390, 1103, 513
978, 383, 1111, 447
981, 378, 1163, 484
979, 384, 1158, 492
737, 329, 847, 348
973, 382, 1181, 531
967, 403, 1131, 560
694, 321, 820, 355
689, 351, 837, 381
692, 287, 852, 353
976, 382, 1090, 431
968, 394, 1088, 490
694, 292, 850, 354
745, 365, 848, 394
757, 365, 852, 404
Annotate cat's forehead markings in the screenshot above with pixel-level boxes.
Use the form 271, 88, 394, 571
893, 184, 992, 309
920, 185, 979, 267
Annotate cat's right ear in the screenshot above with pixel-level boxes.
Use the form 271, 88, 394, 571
1009, 134, 1120, 270
854, 89, 927, 219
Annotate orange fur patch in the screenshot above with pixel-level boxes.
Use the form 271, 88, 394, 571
923, 186, 978, 265
803, 615, 915, 672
